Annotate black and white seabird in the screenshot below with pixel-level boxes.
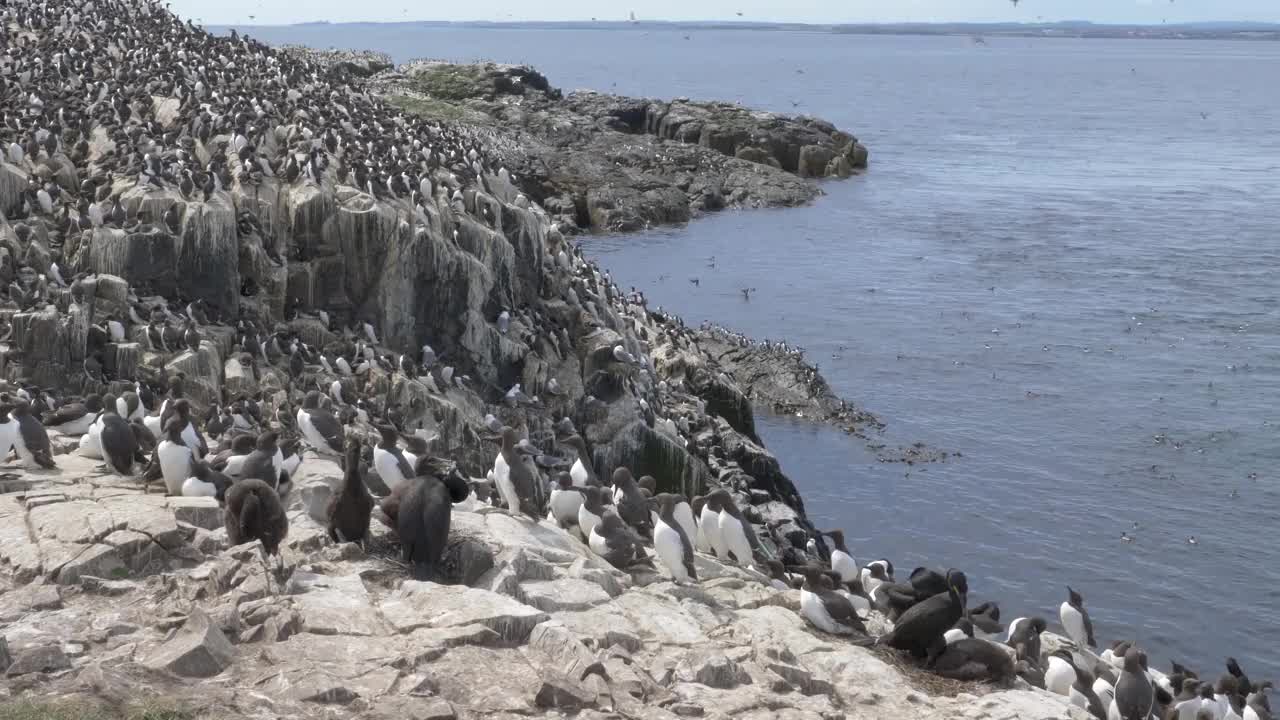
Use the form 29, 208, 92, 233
563, 434, 597, 487
611, 467, 651, 537
493, 427, 540, 520
548, 472, 584, 532
44, 394, 103, 436
1061, 585, 1098, 650
1005, 616, 1047, 666
95, 397, 143, 477
588, 511, 651, 570
8, 401, 56, 469
578, 485, 607, 540
297, 390, 344, 455
372, 424, 414, 493
798, 564, 868, 636
652, 493, 697, 583
711, 488, 756, 568
156, 418, 195, 495
183, 460, 233, 501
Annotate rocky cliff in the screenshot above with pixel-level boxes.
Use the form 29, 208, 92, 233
0, 453, 1085, 720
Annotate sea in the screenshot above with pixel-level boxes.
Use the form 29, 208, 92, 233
236, 23, 1280, 679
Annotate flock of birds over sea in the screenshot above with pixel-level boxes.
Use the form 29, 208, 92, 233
0, 0, 1273, 717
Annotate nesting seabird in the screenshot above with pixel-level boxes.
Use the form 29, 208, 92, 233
798, 564, 868, 636
327, 437, 373, 545
44, 394, 103, 436
548, 472, 584, 531
588, 511, 651, 570
372, 424, 415, 493
297, 390, 344, 455
652, 493, 697, 583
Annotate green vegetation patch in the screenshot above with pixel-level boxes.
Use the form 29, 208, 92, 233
0, 699, 195, 720
407, 64, 492, 102
385, 94, 490, 125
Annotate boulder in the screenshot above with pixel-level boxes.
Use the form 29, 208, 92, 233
4, 643, 71, 677
675, 649, 754, 689
143, 607, 235, 678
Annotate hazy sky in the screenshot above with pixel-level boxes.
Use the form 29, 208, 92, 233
177, 0, 1280, 26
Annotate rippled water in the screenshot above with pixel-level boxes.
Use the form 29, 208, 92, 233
244, 24, 1280, 678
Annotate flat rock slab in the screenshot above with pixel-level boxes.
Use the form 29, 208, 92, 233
288, 572, 387, 636
519, 578, 612, 612
380, 581, 548, 644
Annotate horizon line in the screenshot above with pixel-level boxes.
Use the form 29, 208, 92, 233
207, 18, 1280, 29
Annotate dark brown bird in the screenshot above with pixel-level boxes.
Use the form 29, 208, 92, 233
327, 437, 373, 546
224, 478, 289, 556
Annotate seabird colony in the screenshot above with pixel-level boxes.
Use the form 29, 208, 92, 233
0, 0, 1273, 713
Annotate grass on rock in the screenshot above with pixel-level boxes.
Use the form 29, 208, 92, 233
0, 700, 194, 720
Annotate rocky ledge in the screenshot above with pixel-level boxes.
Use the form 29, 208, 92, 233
371, 61, 868, 232
0, 454, 1083, 720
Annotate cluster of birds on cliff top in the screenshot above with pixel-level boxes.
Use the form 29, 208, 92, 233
0, 0, 531, 319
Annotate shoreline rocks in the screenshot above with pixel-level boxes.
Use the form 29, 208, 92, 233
0, 452, 1086, 720
371, 60, 868, 233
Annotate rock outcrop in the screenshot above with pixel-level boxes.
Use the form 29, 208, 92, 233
0, 454, 1086, 720
373, 61, 869, 232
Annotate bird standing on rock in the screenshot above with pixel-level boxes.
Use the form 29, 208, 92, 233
652, 493, 697, 583
328, 437, 373, 546
612, 467, 651, 537
7, 400, 56, 469
224, 479, 289, 559
493, 427, 540, 520
156, 418, 194, 495
711, 488, 756, 568
1111, 648, 1154, 720
1061, 585, 1098, 650
824, 529, 857, 584
372, 424, 414, 493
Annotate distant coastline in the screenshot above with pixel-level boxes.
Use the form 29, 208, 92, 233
216, 19, 1280, 42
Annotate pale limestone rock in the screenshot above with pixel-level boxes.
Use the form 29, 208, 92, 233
675, 649, 753, 689
519, 577, 612, 612
380, 582, 548, 644
143, 607, 235, 678
287, 572, 387, 636
4, 643, 71, 677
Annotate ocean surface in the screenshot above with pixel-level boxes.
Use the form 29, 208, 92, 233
241, 24, 1280, 678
